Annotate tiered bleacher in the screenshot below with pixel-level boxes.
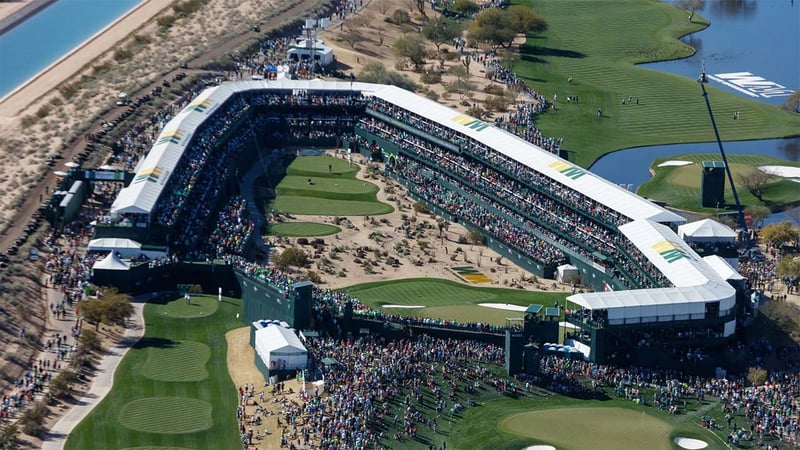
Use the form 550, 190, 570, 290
102, 80, 739, 363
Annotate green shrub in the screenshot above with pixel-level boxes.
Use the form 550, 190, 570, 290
391, 9, 410, 24
420, 71, 442, 84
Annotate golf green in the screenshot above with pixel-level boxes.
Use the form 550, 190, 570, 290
500, 407, 675, 450
118, 397, 213, 434
119, 447, 196, 450
154, 295, 218, 318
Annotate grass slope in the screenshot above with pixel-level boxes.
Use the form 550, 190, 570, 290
342, 278, 567, 325
514, 0, 800, 167
270, 155, 393, 215
65, 295, 242, 450
638, 154, 800, 212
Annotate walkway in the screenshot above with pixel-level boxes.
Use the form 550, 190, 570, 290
40, 294, 146, 450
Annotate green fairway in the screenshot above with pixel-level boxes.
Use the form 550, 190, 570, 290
268, 221, 341, 237
500, 407, 674, 450
514, 0, 800, 167
343, 278, 566, 324
638, 154, 800, 212
65, 295, 242, 450
270, 155, 393, 216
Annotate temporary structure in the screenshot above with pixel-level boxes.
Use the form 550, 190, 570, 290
678, 218, 736, 242
92, 252, 130, 271
254, 325, 308, 371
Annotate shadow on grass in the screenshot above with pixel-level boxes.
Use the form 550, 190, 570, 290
133, 336, 177, 350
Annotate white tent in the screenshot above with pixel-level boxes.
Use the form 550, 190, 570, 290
87, 238, 167, 259
254, 325, 307, 371
92, 252, 130, 271
287, 38, 335, 66
678, 218, 736, 242
556, 264, 580, 284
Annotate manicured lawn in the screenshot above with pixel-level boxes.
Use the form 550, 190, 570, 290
65, 295, 242, 450
513, 0, 800, 168
270, 155, 393, 216
268, 221, 341, 237
638, 153, 800, 212
342, 278, 567, 325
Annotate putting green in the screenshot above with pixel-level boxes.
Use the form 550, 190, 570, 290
155, 295, 218, 318
140, 340, 210, 382
499, 407, 673, 450
118, 397, 213, 434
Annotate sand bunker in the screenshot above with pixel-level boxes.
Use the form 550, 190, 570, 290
759, 165, 800, 180
674, 437, 708, 449
521, 446, 556, 450
381, 305, 425, 309
478, 303, 528, 312
657, 160, 693, 167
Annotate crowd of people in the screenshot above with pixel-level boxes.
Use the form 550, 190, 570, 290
359, 97, 671, 290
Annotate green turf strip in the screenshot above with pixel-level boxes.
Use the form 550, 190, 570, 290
267, 221, 341, 237
513, 0, 800, 168
120, 447, 196, 450
271, 195, 393, 215
118, 397, 213, 434
140, 341, 210, 382
65, 295, 242, 450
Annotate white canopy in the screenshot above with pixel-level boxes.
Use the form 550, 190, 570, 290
92, 252, 130, 271
678, 218, 736, 242
254, 325, 308, 371
567, 219, 736, 327
702, 255, 745, 281
88, 238, 141, 256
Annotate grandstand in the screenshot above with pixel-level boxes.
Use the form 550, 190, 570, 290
98, 79, 743, 364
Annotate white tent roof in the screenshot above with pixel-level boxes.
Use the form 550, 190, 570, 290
568, 219, 736, 317
678, 218, 736, 240
703, 255, 745, 281
255, 325, 307, 355
92, 252, 130, 271
111, 79, 685, 225
369, 84, 686, 225
88, 238, 141, 251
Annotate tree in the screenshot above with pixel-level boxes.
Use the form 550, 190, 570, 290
507, 5, 548, 36
746, 367, 767, 386
759, 222, 800, 248
776, 255, 800, 280
781, 89, 800, 113
394, 34, 428, 71
675, 0, 706, 23
422, 16, 462, 52
340, 31, 364, 49
19, 401, 47, 437
745, 205, 771, 228
79, 328, 103, 352
275, 247, 309, 269
358, 62, 418, 91
0, 423, 18, 450
450, 0, 480, 17
737, 169, 773, 201
468, 9, 516, 50
79, 288, 134, 331
469, 7, 547, 50
50, 370, 80, 398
